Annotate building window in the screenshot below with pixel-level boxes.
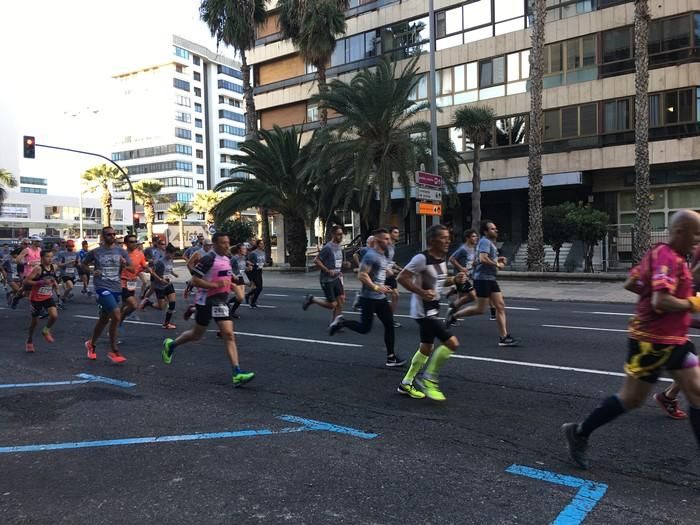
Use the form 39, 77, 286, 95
493, 115, 528, 146
113, 144, 192, 160
649, 14, 691, 54
541, 0, 594, 23
194, 87, 202, 97
217, 79, 243, 93
173, 78, 190, 91
175, 95, 191, 107
219, 125, 245, 137
175, 111, 191, 123
602, 27, 632, 63
543, 103, 599, 141
604, 99, 631, 132
219, 139, 240, 149
194, 102, 202, 113
544, 34, 597, 88
193, 71, 201, 81
196, 149, 204, 159
197, 180, 204, 190
175, 127, 192, 139
175, 64, 184, 74
193, 55, 200, 65
306, 103, 319, 122
126, 160, 193, 175
196, 165, 204, 175
195, 134, 203, 144
218, 64, 242, 79
218, 109, 245, 123
174, 46, 190, 59
157, 212, 164, 221
195, 118, 203, 128
479, 56, 505, 89
0, 203, 30, 218
19, 177, 47, 186
544, 109, 561, 141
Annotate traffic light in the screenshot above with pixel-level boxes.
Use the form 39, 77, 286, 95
133, 214, 140, 229
23, 136, 35, 158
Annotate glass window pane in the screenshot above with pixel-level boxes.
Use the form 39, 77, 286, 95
441, 68, 453, 95
604, 101, 616, 131
650, 213, 666, 229
678, 89, 693, 122
495, 18, 525, 36
445, 7, 463, 34
665, 91, 679, 124
495, 118, 510, 146
449, 127, 465, 153
650, 189, 666, 210
619, 192, 635, 212
648, 19, 662, 55
508, 53, 520, 81
510, 115, 527, 144
668, 186, 700, 209
454, 64, 466, 92
418, 74, 428, 99
464, 26, 493, 44
521, 50, 530, 78
331, 39, 345, 66
549, 43, 562, 73
603, 28, 631, 63
479, 60, 493, 88
495, 0, 524, 23
464, 0, 492, 30
561, 107, 579, 138
617, 99, 630, 130
662, 15, 690, 51
466, 62, 478, 90
567, 39, 581, 70
347, 34, 364, 62
579, 104, 597, 135
436, 11, 447, 38
544, 110, 561, 140
493, 56, 505, 84
649, 94, 661, 127
365, 32, 378, 57
436, 33, 464, 51
582, 35, 596, 66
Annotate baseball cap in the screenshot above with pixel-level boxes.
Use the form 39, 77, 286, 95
66, 240, 75, 247
29, 235, 42, 241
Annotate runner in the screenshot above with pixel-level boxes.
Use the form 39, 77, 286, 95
444, 220, 519, 347
329, 228, 406, 367
446, 229, 478, 310
562, 210, 700, 469
23, 249, 59, 353
227, 243, 248, 319
152, 244, 179, 329
184, 238, 213, 319
385, 226, 403, 328
302, 225, 346, 324
351, 236, 375, 310
55, 239, 79, 308
120, 234, 149, 326
81, 227, 131, 364
140, 237, 166, 308
162, 232, 255, 387
7, 240, 28, 308
396, 225, 467, 400
245, 239, 265, 308
77, 240, 92, 295
2, 243, 22, 306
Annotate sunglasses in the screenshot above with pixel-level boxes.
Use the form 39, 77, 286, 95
104, 233, 116, 237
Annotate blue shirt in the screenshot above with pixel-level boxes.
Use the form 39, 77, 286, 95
473, 237, 498, 281
317, 241, 343, 283
359, 248, 390, 300
83, 246, 129, 292
450, 244, 476, 277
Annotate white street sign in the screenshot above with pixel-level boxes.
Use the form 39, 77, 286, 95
416, 187, 442, 202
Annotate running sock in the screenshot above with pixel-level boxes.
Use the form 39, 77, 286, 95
490, 307, 496, 317
230, 298, 241, 313
164, 302, 176, 324
403, 350, 429, 384
689, 406, 700, 446
424, 345, 452, 379
233, 365, 242, 375
577, 395, 626, 438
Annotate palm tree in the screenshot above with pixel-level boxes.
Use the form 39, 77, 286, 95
0, 168, 18, 203
200, 0, 266, 139
166, 203, 194, 249
81, 164, 125, 228
278, 0, 348, 127
633, 0, 651, 263
214, 126, 314, 267
193, 190, 223, 227
133, 180, 164, 243
454, 106, 496, 231
526, 0, 547, 272
313, 56, 458, 228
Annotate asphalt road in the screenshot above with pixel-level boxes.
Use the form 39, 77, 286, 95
0, 282, 698, 524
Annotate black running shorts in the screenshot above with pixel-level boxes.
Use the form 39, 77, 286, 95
474, 279, 501, 298
385, 275, 398, 289
455, 279, 474, 294
61, 275, 75, 284
416, 317, 453, 344
321, 279, 344, 302
625, 339, 698, 383
31, 299, 56, 317
195, 302, 234, 327
155, 284, 176, 300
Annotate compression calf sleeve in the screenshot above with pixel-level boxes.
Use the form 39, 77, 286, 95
403, 349, 429, 384
578, 395, 626, 438
424, 345, 453, 379
689, 406, 700, 446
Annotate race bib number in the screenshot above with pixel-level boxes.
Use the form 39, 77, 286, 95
64, 266, 76, 275
426, 308, 439, 317
102, 267, 119, 280
38, 286, 53, 296
126, 280, 138, 291
212, 304, 229, 317
335, 255, 343, 270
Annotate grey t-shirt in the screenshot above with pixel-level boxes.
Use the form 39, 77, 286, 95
153, 258, 175, 290
318, 241, 343, 283
248, 249, 266, 269
83, 246, 129, 292
57, 249, 79, 278
359, 248, 390, 300
450, 244, 476, 277
473, 237, 498, 281
404, 252, 449, 319
385, 243, 395, 262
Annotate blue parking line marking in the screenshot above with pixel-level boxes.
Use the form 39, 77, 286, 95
0, 374, 135, 390
0, 415, 378, 454
506, 464, 608, 525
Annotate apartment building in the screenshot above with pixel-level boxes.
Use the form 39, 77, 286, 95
249, 0, 700, 263
111, 35, 246, 227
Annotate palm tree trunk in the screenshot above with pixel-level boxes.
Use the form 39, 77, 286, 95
286, 215, 307, 268
260, 208, 272, 264
527, 0, 546, 272
179, 219, 185, 250
317, 62, 328, 127
241, 51, 257, 141
145, 201, 155, 243
470, 145, 482, 231
102, 183, 113, 228
633, 0, 651, 264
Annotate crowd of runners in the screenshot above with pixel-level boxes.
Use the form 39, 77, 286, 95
1, 209, 699, 469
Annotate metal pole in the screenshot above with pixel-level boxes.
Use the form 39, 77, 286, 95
428, 0, 439, 226
34, 143, 136, 234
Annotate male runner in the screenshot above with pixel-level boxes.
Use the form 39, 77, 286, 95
397, 224, 467, 400
140, 238, 166, 307
77, 240, 92, 295
329, 228, 406, 367
2, 243, 23, 307
120, 234, 149, 325
562, 210, 700, 469
184, 238, 213, 319
245, 239, 265, 308
351, 236, 375, 310
152, 244, 179, 329
227, 243, 248, 319
81, 227, 131, 364
302, 225, 346, 324
386, 226, 402, 327
445, 220, 519, 347
56, 240, 79, 308
23, 249, 60, 353
447, 229, 478, 310
162, 232, 255, 387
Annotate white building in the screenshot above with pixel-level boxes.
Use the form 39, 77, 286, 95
111, 35, 247, 229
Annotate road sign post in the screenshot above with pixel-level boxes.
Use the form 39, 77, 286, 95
415, 171, 443, 249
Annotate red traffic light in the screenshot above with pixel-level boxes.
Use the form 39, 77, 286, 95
23, 135, 36, 158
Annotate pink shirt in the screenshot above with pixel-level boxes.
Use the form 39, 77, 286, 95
629, 243, 692, 345
193, 252, 232, 305
22, 247, 41, 276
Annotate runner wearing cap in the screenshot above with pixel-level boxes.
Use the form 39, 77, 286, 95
56, 240, 79, 308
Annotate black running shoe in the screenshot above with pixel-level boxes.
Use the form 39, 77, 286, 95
385, 354, 407, 367
498, 334, 519, 347
444, 309, 457, 328
328, 315, 344, 336
490, 308, 497, 321
184, 305, 195, 321
562, 423, 589, 469
302, 294, 313, 311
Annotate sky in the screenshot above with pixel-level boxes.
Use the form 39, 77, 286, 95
0, 0, 235, 194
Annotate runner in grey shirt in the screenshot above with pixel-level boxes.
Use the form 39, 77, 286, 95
302, 226, 346, 323
245, 240, 266, 307
447, 229, 479, 310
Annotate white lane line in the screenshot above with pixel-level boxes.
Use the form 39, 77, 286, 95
574, 311, 632, 317
543, 323, 699, 339
264, 293, 289, 297
74, 315, 361, 347
451, 354, 672, 383
438, 303, 540, 311
342, 311, 445, 321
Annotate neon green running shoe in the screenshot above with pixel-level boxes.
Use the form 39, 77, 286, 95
232, 370, 255, 387
397, 382, 426, 399
417, 377, 446, 402
162, 338, 175, 365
